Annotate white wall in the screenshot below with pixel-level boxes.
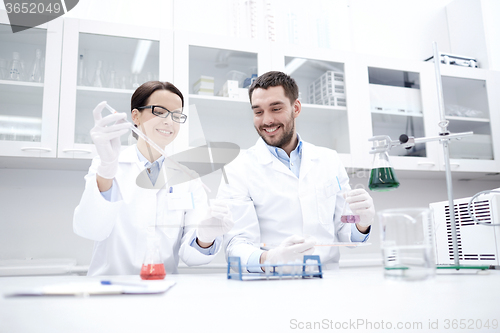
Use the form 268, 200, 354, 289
1, 165, 499, 268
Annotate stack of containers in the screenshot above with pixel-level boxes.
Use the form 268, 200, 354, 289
193, 76, 215, 95
308, 71, 346, 107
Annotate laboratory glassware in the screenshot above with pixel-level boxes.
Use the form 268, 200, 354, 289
132, 73, 140, 89
77, 54, 88, 86
92, 60, 104, 87
368, 150, 399, 191
108, 70, 116, 89
378, 208, 435, 280
140, 235, 166, 280
28, 49, 43, 83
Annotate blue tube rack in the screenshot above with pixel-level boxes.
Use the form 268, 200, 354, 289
227, 255, 323, 280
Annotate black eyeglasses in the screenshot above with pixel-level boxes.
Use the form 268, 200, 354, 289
137, 105, 187, 124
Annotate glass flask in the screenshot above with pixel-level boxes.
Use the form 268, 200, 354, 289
140, 235, 166, 280
28, 49, 43, 83
368, 151, 400, 191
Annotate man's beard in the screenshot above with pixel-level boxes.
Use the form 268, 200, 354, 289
256, 113, 295, 149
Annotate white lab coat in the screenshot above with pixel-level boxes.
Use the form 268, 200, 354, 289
73, 145, 219, 276
218, 138, 359, 269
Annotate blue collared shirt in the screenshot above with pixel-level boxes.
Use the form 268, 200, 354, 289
265, 134, 303, 178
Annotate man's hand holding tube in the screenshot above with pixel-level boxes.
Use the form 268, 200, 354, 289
345, 189, 375, 233
196, 200, 234, 248
260, 235, 316, 273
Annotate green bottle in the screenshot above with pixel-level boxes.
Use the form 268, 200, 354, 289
368, 152, 400, 191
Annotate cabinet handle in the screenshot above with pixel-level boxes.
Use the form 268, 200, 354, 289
20, 147, 52, 152
417, 162, 435, 166
443, 163, 460, 167
62, 149, 92, 154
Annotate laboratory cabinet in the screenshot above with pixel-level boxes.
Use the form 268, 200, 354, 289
353, 54, 443, 171
270, 44, 359, 168
58, 18, 171, 159
1, 9, 499, 174
435, 65, 500, 173
172, 31, 273, 154
0, 11, 63, 158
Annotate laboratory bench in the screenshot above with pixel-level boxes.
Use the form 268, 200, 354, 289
1, 267, 499, 333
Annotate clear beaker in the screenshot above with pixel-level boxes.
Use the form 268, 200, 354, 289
340, 189, 360, 223
378, 208, 435, 280
368, 151, 400, 191
140, 235, 166, 280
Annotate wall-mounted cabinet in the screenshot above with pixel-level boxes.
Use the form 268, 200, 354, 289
270, 45, 358, 168
436, 65, 500, 172
173, 31, 271, 152
353, 55, 442, 171
1, 9, 498, 176
0, 11, 62, 157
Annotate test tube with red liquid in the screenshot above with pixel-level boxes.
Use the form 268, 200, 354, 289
337, 177, 360, 224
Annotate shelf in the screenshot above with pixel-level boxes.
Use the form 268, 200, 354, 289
372, 110, 423, 117
0, 80, 44, 88
77, 86, 135, 95
189, 94, 249, 104
445, 116, 490, 123
301, 103, 347, 112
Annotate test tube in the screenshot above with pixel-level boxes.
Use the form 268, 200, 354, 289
337, 176, 360, 224
103, 102, 211, 192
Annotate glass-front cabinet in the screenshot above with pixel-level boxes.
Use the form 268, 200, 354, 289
271, 45, 357, 168
1, 9, 499, 175
58, 18, 168, 159
355, 55, 442, 171
173, 31, 272, 153
436, 65, 500, 173
0, 11, 63, 157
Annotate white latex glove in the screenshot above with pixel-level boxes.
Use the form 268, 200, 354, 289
90, 102, 130, 179
196, 200, 234, 244
345, 189, 375, 227
264, 235, 316, 272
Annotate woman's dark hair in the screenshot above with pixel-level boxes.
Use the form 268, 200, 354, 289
130, 81, 184, 139
248, 71, 298, 105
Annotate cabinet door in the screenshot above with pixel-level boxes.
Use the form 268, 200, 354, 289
435, 66, 500, 173
58, 18, 168, 159
173, 31, 272, 154
356, 55, 441, 171
0, 11, 62, 157
270, 44, 358, 168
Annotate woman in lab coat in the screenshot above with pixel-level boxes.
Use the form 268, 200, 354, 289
73, 81, 232, 276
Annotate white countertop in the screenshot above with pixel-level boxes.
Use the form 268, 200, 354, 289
1, 267, 499, 333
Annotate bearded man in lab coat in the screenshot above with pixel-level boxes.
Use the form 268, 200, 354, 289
218, 71, 375, 272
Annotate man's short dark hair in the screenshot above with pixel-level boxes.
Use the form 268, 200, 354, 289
248, 71, 299, 105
